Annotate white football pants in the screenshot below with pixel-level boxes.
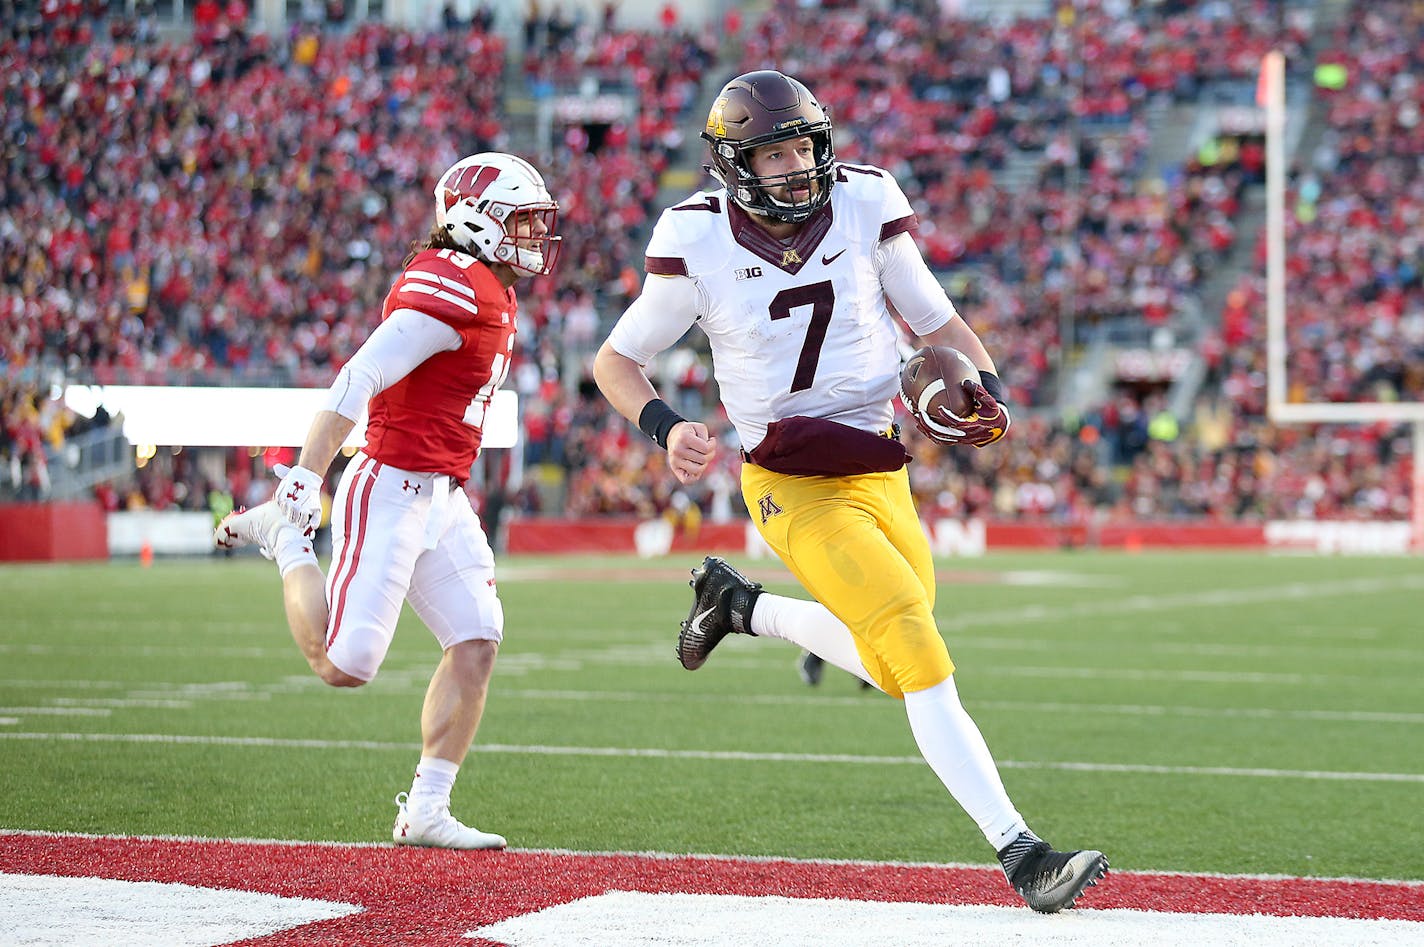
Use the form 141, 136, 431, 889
324, 452, 503, 681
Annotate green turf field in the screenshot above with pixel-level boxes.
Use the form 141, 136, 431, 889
1, 551, 1420, 881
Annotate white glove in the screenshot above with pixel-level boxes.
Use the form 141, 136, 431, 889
274, 463, 324, 530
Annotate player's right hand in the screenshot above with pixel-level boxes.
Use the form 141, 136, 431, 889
667, 422, 716, 485
273, 464, 324, 530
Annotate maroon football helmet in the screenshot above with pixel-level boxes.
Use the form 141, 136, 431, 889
701, 70, 836, 223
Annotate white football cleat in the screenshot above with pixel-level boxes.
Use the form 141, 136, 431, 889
213, 502, 292, 559
392, 792, 506, 850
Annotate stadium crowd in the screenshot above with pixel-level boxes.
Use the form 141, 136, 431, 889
1278, 0, 1424, 406
0, 0, 1416, 528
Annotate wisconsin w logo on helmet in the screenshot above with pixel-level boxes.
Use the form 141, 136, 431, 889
701, 70, 836, 224
434, 153, 563, 278
439, 165, 501, 211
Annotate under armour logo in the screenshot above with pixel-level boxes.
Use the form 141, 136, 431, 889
285, 489, 301, 503
758, 494, 784, 524
403, 480, 421, 494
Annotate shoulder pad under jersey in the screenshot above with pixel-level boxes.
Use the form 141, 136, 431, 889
832, 163, 918, 242
644, 190, 735, 279
393, 249, 489, 327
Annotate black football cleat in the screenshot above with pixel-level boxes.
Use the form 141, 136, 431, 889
798, 651, 825, 686
677, 556, 762, 670
998, 831, 1109, 913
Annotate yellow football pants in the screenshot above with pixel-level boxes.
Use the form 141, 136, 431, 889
741, 463, 954, 698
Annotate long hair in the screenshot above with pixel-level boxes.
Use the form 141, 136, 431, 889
402, 222, 465, 268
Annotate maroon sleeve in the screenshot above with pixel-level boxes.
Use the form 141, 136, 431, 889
645, 256, 689, 277
879, 214, 919, 242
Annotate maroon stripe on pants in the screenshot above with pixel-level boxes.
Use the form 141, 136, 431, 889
327, 457, 381, 649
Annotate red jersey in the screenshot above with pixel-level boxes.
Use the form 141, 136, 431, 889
364, 249, 517, 478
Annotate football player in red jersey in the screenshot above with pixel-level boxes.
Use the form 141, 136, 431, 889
216, 152, 560, 849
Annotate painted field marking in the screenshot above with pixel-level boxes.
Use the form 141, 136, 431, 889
0, 872, 359, 947
468, 889, 1424, 947
1, 832, 1420, 947
2, 731, 1419, 783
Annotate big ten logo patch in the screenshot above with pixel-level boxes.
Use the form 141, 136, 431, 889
735, 266, 764, 281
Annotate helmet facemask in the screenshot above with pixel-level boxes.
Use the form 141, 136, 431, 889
483, 201, 562, 278
709, 125, 835, 224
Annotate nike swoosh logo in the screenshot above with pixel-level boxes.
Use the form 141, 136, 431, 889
821, 248, 846, 266
689, 607, 716, 633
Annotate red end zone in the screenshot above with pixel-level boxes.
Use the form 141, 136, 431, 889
2, 832, 1421, 945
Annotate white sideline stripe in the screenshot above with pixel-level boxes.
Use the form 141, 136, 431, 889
5, 828, 1424, 888
0, 873, 360, 947
3, 732, 1420, 783
466, 890, 1424, 947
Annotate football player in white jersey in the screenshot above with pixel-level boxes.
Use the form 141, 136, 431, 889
595, 70, 1107, 913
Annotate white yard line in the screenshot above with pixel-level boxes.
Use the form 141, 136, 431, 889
1, 678, 1417, 724
1, 731, 1419, 783
493, 689, 1424, 725
0, 707, 110, 716
935, 574, 1424, 632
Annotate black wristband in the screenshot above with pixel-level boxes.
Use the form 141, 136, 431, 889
979, 371, 1007, 405
637, 398, 686, 450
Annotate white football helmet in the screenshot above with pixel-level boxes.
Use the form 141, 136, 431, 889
434, 152, 562, 277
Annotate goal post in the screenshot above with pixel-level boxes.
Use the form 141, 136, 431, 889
1260, 50, 1424, 551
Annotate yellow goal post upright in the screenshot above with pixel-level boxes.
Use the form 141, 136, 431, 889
1260, 50, 1424, 552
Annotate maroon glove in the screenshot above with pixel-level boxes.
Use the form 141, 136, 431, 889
912, 380, 1011, 448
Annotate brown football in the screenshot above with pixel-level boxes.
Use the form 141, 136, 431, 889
899, 345, 981, 441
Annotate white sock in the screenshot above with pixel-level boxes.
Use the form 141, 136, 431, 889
750, 594, 879, 688
903, 676, 1028, 851
408, 756, 459, 808
273, 526, 319, 578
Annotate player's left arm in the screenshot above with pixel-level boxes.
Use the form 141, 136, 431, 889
877, 232, 1010, 445
275, 309, 460, 526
